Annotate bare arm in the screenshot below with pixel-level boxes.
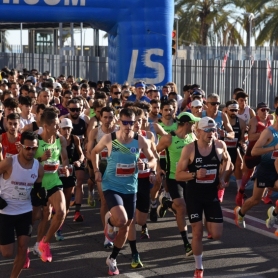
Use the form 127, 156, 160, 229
251, 128, 276, 156
73, 135, 85, 163
156, 134, 171, 153
216, 140, 231, 181
222, 113, 235, 139
249, 108, 256, 118
87, 117, 98, 137
139, 135, 156, 170
0, 157, 12, 176
248, 117, 260, 141
86, 128, 98, 159
35, 164, 44, 183
59, 135, 69, 167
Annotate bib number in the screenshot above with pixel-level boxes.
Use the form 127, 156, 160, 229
196, 169, 217, 184
271, 150, 278, 159
116, 163, 136, 177
43, 161, 60, 173
224, 138, 238, 148
100, 149, 108, 160
12, 186, 31, 201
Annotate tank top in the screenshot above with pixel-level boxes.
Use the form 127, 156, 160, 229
138, 130, 150, 178
224, 116, 241, 149
0, 117, 5, 135
71, 118, 86, 140
166, 131, 195, 179
261, 126, 278, 166
202, 110, 222, 129
96, 125, 119, 161
89, 108, 96, 119
237, 106, 251, 125
2, 132, 21, 159
148, 123, 158, 144
0, 155, 39, 215
35, 135, 62, 190
66, 135, 79, 164
32, 121, 39, 131
187, 140, 220, 190
102, 132, 140, 194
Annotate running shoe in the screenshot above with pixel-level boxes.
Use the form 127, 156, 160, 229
157, 195, 169, 218
106, 256, 119, 276
218, 188, 225, 203
22, 248, 30, 269
262, 195, 273, 204
235, 191, 244, 206
131, 253, 143, 268
140, 227, 150, 239
194, 269, 204, 278
234, 206, 246, 228
104, 212, 118, 242
149, 206, 157, 222
73, 211, 84, 222
185, 243, 193, 257
207, 233, 213, 240
266, 206, 278, 228
55, 230, 64, 241
87, 194, 96, 207
104, 237, 114, 249
33, 242, 41, 257
38, 237, 52, 262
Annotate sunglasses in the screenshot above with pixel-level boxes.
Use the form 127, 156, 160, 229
260, 108, 269, 112
113, 92, 121, 95
0, 110, 3, 113
202, 128, 217, 133
121, 120, 135, 126
229, 109, 238, 112
208, 102, 220, 106
114, 106, 122, 109
21, 144, 38, 151
69, 108, 81, 112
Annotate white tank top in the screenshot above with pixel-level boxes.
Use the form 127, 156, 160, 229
237, 106, 251, 125
0, 155, 39, 215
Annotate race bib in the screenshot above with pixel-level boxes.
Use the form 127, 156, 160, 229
5, 153, 13, 158
43, 160, 60, 173
196, 169, 217, 184
100, 149, 108, 160
116, 163, 136, 177
12, 186, 31, 201
271, 150, 278, 159
160, 150, 166, 159
224, 138, 238, 148
58, 165, 73, 177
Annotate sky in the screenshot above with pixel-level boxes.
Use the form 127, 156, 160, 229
6, 28, 108, 46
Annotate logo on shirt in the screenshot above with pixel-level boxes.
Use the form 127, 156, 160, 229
130, 147, 137, 154
211, 156, 217, 161
196, 157, 202, 163
31, 174, 37, 179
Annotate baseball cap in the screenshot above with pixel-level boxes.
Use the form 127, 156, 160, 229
176, 112, 200, 123
26, 76, 36, 85
198, 117, 217, 130
59, 118, 73, 129
192, 88, 205, 98
256, 102, 269, 110
53, 82, 62, 89
191, 100, 203, 107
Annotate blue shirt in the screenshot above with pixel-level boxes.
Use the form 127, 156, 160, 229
127, 94, 150, 103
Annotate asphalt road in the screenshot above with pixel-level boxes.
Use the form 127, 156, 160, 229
1, 181, 278, 278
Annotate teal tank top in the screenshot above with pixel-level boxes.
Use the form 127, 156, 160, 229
102, 132, 140, 194
261, 126, 278, 166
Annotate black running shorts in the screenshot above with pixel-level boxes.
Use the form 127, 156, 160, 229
0, 211, 32, 245
136, 177, 150, 213
167, 178, 186, 200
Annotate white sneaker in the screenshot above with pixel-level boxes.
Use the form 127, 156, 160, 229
104, 212, 117, 242
33, 242, 41, 257
266, 206, 278, 228
106, 256, 119, 275
104, 237, 113, 249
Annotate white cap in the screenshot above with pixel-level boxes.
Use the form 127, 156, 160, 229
198, 117, 217, 130
59, 118, 73, 128
191, 100, 203, 107
53, 82, 62, 89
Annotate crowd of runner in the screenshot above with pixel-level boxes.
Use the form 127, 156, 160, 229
0, 67, 277, 278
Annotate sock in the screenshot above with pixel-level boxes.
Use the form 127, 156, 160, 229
91, 189, 95, 196
151, 200, 157, 208
180, 231, 189, 246
194, 254, 203, 270
75, 204, 81, 212
239, 209, 245, 217
236, 180, 242, 192
128, 240, 138, 255
108, 218, 114, 227
142, 223, 147, 230
110, 246, 121, 260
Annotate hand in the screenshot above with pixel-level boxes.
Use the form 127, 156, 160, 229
61, 166, 70, 177
196, 168, 207, 179
137, 158, 144, 171
94, 171, 102, 182
74, 160, 81, 167
217, 128, 225, 138
240, 142, 247, 152
156, 168, 166, 185
218, 179, 227, 189
42, 149, 52, 161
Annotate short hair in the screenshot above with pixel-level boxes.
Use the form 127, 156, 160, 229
130, 106, 144, 117
80, 83, 89, 89
36, 103, 46, 113
134, 101, 151, 113
150, 99, 160, 105
93, 99, 106, 110
207, 93, 220, 101
41, 110, 58, 125
168, 98, 177, 106
68, 98, 80, 106
20, 131, 38, 144
119, 108, 135, 118
123, 101, 135, 109
274, 96, 278, 104
19, 96, 32, 106
100, 106, 114, 116
7, 112, 20, 121
183, 84, 192, 91
95, 91, 107, 100
8, 81, 17, 88
226, 99, 238, 107
3, 97, 18, 108
233, 87, 244, 95
20, 84, 30, 93
64, 90, 73, 96
235, 91, 249, 100
111, 98, 122, 106
161, 100, 172, 110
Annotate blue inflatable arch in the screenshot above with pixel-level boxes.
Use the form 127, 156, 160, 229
0, 0, 174, 88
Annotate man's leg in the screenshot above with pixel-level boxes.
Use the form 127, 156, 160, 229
74, 169, 85, 221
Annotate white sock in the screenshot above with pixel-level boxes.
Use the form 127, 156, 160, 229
236, 180, 242, 192
194, 254, 203, 270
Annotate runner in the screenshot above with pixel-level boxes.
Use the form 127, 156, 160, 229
0, 131, 43, 277
91, 108, 156, 275
176, 117, 230, 278
156, 112, 200, 257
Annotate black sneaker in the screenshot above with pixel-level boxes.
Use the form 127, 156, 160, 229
185, 243, 193, 257
150, 207, 158, 222
157, 196, 169, 218
140, 227, 150, 239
